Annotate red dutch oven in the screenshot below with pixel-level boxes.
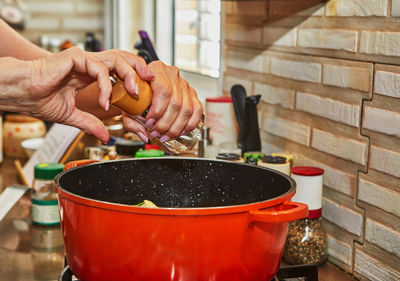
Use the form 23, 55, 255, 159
54, 158, 308, 281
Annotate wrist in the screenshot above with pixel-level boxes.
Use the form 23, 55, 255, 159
0, 57, 34, 112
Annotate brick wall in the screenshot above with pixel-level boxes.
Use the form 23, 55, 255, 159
222, 0, 400, 279
17, 0, 104, 47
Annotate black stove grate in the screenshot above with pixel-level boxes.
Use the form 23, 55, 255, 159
58, 264, 319, 281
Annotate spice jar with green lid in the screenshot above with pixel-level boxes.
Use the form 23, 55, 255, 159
31, 163, 64, 226
283, 166, 327, 265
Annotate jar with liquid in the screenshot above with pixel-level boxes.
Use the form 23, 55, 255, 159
109, 74, 203, 154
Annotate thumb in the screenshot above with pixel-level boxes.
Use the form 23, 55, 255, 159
64, 109, 110, 143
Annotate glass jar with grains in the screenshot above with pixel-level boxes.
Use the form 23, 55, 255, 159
283, 166, 327, 265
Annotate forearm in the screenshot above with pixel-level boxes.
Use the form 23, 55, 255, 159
0, 19, 50, 60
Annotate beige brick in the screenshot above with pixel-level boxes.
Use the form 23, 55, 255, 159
295, 155, 354, 196
263, 27, 297, 47
393, 0, 400, 17
323, 64, 371, 92
370, 146, 400, 178
76, 1, 104, 13
355, 249, 400, 280
327, 234, 352, 266
365, 219, 400, 258
262, 116, 311, 146
270, 57, 321, 83
63, 17, 103, 30
255, 83, 295, 109
298, 29, 358, 52
296, 92, 360, 127
261, 141, 285, 155
360, 31, 400, 56
326, 0, 388, 17
231, 1, 267, 17
322, 197, 363, 236
269, 0, 324, 16
226, 50, 268, 73
223, 76, 252, 93
26, 1, 74, 13
359, 178, 400, 217
375, 70, 400, 98
27, 17, 60, 30
225, 24, 262, 44
363, 106, 400, 137
312, 129, 367, 165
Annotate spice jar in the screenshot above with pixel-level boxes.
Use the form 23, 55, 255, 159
216, 153, 242, 162
258, 155, 290, 176
109, 74, 204, 154
283, 166, 327, 265
31, 163, 64, 226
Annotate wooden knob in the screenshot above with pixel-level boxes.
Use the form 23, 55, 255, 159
110, 75, 152, 116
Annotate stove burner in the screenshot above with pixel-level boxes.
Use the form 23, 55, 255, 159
58, 264, 318, 281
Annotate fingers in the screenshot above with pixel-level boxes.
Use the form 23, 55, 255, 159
111, 50, 154, 81
122, 113, 149, 143
65, 108, 110, 143
184, 87, 203, 133
158, 79, 193, 142
64, 47, 112, 110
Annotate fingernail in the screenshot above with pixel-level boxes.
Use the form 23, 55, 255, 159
149, 130, 159, 138
137, 132, 148, 143
105, 100, 110, 111
145, 118, 156, 128
159, 135, 170, 143
180, 130, 186, 136
135, 84, 139, 96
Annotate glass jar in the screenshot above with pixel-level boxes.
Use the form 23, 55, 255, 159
284, 217, 327, 265
31, 163, 64, 226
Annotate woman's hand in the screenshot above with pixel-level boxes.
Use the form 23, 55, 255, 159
121, 61, 203, 143
0, 47, 153, 143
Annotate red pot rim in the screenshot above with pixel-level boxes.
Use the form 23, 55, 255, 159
54, 158, 297, 216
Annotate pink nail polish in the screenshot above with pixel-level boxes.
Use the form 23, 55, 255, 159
149, 130, 159, 139
159, 135, 170, 143
145, 118, 156, 128
105, 100, 110, 111
180, 130, 186, 136
137, 132, 148, 143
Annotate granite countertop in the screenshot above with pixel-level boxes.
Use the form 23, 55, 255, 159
0, 158, 356, 281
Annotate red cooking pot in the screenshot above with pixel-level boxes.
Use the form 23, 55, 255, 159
54, 158, 308, 281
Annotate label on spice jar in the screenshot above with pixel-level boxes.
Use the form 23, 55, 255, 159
31, 199, 60, 226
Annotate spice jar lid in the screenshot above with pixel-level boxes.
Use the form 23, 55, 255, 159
34, 163, 65, 180
262, 155, 287, 164
115, 139, 145, 156
291, 166, 324, 176
135, 149, 164, 158
205, 96, 232, 103
216, 153, 240, 161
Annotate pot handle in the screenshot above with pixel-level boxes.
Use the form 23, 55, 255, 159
249, 202, 308, 223
64, 159, 99, 171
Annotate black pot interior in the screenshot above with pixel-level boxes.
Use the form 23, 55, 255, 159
57, 158, 294, 208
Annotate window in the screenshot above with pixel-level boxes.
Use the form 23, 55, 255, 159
174, 0, 221, 78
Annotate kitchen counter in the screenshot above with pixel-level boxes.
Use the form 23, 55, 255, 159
0, 158, 356, 281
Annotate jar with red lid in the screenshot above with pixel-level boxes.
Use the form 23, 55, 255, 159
283, 166, 327, 265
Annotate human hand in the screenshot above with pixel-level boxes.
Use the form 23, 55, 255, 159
121, 61, 203, 143
0, 47, 152, 143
